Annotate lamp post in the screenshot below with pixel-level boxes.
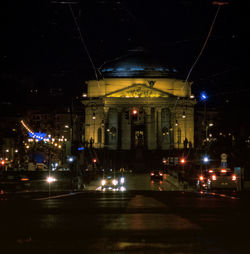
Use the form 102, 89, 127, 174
200, 91, 208, 145
92, 112, 96, 148
202, 155, 209, 172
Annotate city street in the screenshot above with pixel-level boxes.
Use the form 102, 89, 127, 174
0, 173, 249, 254
1, 1, 249, 253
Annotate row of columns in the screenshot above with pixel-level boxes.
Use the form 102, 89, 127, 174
101, 106, 173, 150
84, 99, 194, 150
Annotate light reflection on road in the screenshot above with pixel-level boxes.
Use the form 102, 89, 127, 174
88, 173, 179, 191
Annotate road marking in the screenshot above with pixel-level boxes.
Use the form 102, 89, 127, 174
127, 194, 167, 208
199, 191, 240, 200
103, 195, 201, 231
33, 192, 81, 200
92, 240, 200, 251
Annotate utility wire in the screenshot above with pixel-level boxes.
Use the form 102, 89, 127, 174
175, 5, 222, 117
68, 3, 102, 86
171, 4, 224, 157
185, 5, 221, 83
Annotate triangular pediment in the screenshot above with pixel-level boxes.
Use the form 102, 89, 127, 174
105, 84, 172, 98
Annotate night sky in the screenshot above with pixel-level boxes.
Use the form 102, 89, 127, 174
1, 0, 248, 112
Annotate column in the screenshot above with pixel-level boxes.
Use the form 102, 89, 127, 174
103, 106, 109, 148
156, 107, 162, 149
121, 108, 131, 150
145, 107, 157, 150
161, 108, 171, 150
117, 107, 122, 149
108, 108, 118, 150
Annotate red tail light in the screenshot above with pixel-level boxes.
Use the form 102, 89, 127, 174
150, 172, 154, 176
159, 172, 163, 176
208, 169, 214, 173
232, 174, 237, 181
21, 177, 29, 181
221, 169, 227, 173
212, 174, 217, 181
199, 175, 204, 181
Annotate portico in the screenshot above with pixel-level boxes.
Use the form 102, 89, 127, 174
82, 52, 195, 151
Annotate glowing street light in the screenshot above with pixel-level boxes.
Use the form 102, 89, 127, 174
132, 109, 138, 115
200, 92, 208, 101
180, 158, 186, 164
203, 156, 209, 163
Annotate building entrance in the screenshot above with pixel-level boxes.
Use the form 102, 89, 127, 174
132, 125, 145, 148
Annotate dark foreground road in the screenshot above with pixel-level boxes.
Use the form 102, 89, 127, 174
0, 189, 249, 254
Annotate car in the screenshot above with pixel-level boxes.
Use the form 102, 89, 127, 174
197, 167, 238, 190
100, 173, 126, 191
150, 170, 163, 181
0, 171, 30, 192
196, 172, 210, 190
207, 168, 237, 190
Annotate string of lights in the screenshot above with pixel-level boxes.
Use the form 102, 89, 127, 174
20, 120, 67, 147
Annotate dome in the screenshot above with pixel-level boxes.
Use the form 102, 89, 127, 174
99, 49, 183, 78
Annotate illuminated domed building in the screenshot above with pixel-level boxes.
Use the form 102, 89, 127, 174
82, 50, 195, 153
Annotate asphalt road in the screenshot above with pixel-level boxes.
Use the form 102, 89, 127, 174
86, 173, 179, 191
0, 173, 249, 254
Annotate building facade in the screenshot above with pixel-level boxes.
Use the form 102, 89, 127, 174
82, 52, 195, 151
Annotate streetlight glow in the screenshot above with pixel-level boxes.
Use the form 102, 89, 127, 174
201, 92, 207, 101
203, 156, 209, 163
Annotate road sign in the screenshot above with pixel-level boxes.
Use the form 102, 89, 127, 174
221, 161, 227, 167
221, 153, 227, 160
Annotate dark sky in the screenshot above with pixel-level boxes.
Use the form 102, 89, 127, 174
1, 0, 248, 106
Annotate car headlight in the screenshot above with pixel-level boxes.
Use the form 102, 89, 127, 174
101, 180, 106, 186
46, 176, 56, 183
112, 179, 118, 185
120, 177, 125, 184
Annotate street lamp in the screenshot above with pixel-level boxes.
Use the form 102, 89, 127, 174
200, 91, 208, 101
203, 156, 209, 163
180, 158, 186, 164
200, 91, 208, 144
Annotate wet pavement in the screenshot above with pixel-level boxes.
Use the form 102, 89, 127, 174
86, 173, 182, 191
0, 173, 249, 254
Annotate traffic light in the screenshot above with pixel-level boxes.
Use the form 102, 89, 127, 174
131, 108, 138, 120
132, 109, 138, 115
180, 158, 185, 164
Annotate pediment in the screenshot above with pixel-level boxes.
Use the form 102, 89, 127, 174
105, 84, 172, 98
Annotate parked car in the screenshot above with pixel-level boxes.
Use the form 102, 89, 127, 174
0, 171, 30, 192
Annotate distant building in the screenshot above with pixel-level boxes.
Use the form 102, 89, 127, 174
82, 50, 195, 151
194, 107, 219, 148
